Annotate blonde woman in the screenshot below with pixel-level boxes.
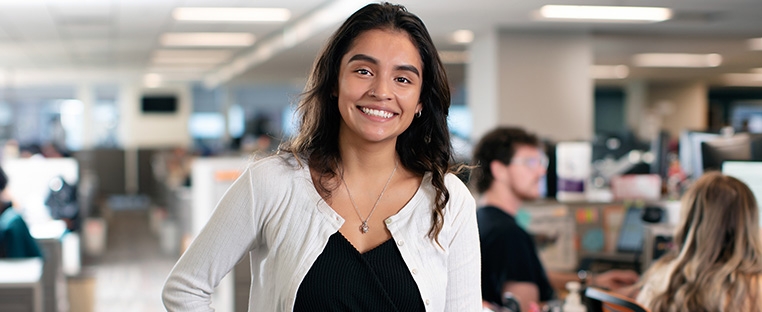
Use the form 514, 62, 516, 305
637, 171, 762, 311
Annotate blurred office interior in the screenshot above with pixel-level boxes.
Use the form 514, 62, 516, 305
0, 0, 761, 311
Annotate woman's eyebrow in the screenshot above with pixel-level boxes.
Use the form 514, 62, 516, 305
395, 64, 420, 77
348, 53, 377, 64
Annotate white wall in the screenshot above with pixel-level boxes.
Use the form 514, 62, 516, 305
497, 31, 593, 142
118, 83, 192, 149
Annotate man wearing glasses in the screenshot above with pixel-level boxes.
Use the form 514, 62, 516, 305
471, 127, 638, 312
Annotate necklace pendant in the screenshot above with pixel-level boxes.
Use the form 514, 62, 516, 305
360, 222, 369, 234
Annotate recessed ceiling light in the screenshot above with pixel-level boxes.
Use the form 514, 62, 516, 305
591, 65, 629, 79
632, 53, 722, 68
144, 73, 162, 88
160, 33, 255, 47
173, 7, 290, 22
537, 5, 672, 23
450, 30, 474, 44
749, 38, 762, 50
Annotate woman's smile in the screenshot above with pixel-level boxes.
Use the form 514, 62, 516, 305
358, 106, 397, 119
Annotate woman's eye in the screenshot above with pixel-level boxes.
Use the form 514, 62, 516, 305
396, 77, 411, 84
356, 69, 370, 75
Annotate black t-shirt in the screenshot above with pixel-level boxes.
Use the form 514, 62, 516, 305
477, 206, 554, 305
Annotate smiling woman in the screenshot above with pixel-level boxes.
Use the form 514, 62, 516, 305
161, 3, 481, 312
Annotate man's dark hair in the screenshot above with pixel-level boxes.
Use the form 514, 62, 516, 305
0, 166, 7, 192
471, 127, 540, 193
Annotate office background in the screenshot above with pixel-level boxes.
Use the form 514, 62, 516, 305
0, 0, 761, 311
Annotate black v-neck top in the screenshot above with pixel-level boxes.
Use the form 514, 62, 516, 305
293, 232, 425, 312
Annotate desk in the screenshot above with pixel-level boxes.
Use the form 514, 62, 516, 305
31, 220, 70, 312
0, 258, 44, 312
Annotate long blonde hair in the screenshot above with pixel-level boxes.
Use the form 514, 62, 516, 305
648, 172, 762, 311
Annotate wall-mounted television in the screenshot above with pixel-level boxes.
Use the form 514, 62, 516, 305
141, 95, 177, 113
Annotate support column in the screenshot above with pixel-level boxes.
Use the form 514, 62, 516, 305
77, 83, 96, 149
625, 80, 649, 140
468, 30, 594, 142
648, 81, 708, 140
467, 29, 500, 141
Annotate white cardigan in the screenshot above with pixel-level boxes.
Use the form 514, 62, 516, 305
162, 155, 482, 311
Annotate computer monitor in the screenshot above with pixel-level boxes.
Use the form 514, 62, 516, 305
722, 161, 762, 225
701, 133, 762, 172
616, 207, 645, 254
650, 130, 671, 179
641, 224, 674, 272
679, 130, 719, 179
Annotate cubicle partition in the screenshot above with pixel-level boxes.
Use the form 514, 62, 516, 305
522, 199, 678, 275
3, 157, 78, 312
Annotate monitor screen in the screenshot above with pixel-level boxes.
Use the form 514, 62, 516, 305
701, 134, 753, 171
617, 207, 645, 253
679, 131, 719, 178
188, 112, 225, 139
141, 95, 177, 113
722, 161, 762, 225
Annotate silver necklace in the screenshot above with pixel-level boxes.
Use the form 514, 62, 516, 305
340, 161, 398, 234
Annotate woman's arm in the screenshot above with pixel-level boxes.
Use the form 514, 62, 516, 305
162, 166, 264, 311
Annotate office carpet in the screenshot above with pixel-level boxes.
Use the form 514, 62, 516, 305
84, 209, 178, 312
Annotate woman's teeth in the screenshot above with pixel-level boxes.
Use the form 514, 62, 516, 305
361, 107, 394, 118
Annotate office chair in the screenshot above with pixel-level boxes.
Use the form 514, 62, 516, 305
585, 287, 650, 312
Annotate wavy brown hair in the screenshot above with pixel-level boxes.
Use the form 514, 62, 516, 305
280, 3, 454, 242
647, 171, 762, 311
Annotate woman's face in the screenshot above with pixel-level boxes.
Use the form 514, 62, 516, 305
336, 28, 423, 145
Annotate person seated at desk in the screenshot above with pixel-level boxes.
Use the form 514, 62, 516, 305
0, 165, 43, 258
471, 127, 639, 311
635, 172, 762, 311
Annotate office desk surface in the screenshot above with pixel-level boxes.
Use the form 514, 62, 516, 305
0, 257, 43, 285
0, 257, 44, 312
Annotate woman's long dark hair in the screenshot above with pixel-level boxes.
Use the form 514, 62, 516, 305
281, 2, 454, 243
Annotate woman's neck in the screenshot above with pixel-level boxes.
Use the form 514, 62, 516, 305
337, 134, 399, 179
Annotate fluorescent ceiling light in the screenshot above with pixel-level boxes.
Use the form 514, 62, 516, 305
749, 38, 762, 50
450, 30, 474, 44
537, 5, 672, 22
632, 53, 722, 68
161, 33, 255, 47
173, 7, 290, 22
204, 0, 363, 87
439, 51, 469, 64
152, 49, 234, 65
148, 64, 216, 73
590, 65, 629, 79
722, 73, 762, 86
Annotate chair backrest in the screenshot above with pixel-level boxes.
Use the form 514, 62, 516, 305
585, 287, 651, 312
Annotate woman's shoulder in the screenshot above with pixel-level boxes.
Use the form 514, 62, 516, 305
248, 153, 301, 172
245, 153, 308, 184
443, 172, 472, 198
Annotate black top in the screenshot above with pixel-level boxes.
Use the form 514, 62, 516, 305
293, 232, 425, 312
477, 206, 554, 305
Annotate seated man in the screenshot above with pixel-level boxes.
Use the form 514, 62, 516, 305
0, 165, 43, 258
471, 127, 638, 311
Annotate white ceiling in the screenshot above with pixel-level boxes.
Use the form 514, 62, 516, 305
0, 0, 761, 88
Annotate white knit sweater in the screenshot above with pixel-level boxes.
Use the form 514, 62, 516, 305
162, 155, 482, 311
